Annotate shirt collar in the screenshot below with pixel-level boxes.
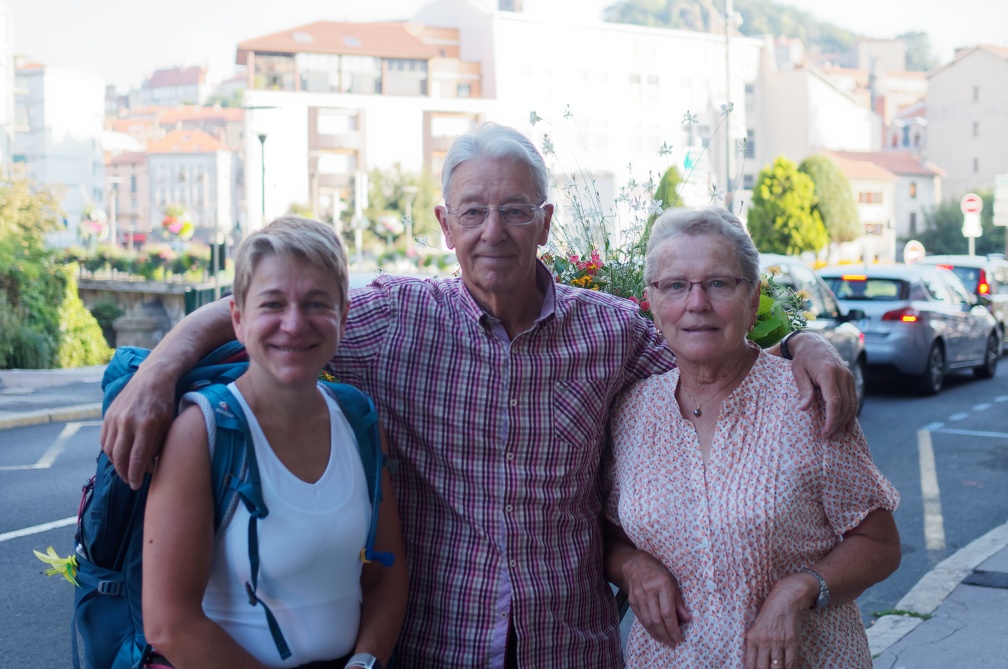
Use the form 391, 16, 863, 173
457, 259, 557, 330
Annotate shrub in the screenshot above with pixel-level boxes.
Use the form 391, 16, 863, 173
89, 300, 125, 348
55, 266, 113, 367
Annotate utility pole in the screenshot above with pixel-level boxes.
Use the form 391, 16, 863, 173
724, 0, 734, 213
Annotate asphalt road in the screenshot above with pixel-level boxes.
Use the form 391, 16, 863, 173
2, 361, 1008, 667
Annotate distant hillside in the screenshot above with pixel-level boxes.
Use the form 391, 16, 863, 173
602, 0, 935, 71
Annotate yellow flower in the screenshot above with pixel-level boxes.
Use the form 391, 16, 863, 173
33, 547, 79, 586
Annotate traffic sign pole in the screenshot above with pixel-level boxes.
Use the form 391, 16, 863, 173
961, 193, 984, 256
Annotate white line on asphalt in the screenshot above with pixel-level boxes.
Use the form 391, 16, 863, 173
0, 421, 92, 471
996, 395, 1008, 402
917, 429, 946, 551
947, 412, 970, 421
973, 403, 992, 411
0, 516, 75, 543
921, 422, 944, 431
933, 427, 1008, 439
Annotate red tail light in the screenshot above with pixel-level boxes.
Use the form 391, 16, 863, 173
978, 269, 991, 295
882, 306, 918, 323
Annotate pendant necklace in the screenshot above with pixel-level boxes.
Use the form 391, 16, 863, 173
679, 354, 753, 418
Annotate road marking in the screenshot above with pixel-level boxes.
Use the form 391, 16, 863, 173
996, 395, 1008, 402
973, 403, 992, 411
0, 516, 76, 544
0, 422, 96, 471
921, 422, 944, 431
933, 427, 1008, 439
917, 429, 946, 551
948, 412, 970, 421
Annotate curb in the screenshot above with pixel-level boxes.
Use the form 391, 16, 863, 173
0, 403, 103, 431
867, 520, 1008, 655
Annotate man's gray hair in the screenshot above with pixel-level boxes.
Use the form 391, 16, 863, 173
644, 206, 760, 285
441, 123, 549, 204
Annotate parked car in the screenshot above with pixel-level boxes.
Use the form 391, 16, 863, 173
914, 254, 1008, 353
818, 264, 999, 395
760, 254, 868, 414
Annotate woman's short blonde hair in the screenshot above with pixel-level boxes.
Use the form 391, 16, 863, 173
644, 206, 760, 285
232, 216, 349, 308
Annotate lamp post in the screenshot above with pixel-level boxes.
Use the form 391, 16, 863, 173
402, 185, 419, 256
258, 133, 268, 226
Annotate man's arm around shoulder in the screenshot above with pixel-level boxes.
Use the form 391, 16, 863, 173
100, 297, 236, 490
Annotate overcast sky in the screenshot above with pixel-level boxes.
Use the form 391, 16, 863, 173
7, 0, 1007, 91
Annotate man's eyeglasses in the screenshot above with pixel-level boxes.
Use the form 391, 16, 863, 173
648, 276, 752, 301
445, 202, 547, 227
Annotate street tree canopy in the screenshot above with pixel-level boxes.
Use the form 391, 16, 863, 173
746, 156, 828, 255
798, 154, 861, 244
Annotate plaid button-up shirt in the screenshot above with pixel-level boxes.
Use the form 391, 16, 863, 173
330, 263, 675, 667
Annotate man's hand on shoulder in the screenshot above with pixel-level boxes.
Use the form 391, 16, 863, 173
785, 331, 857, 438
100, 361, 177, 490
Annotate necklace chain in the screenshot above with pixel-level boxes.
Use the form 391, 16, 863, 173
679, 352, 754, 418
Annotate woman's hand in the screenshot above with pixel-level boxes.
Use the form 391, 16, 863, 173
744, 574, 814, 669
785, 331, 857, 438
620, 550, 692, 647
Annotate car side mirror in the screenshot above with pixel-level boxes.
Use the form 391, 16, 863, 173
977, 293, 992, 308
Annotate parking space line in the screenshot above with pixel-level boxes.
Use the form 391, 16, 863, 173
948, 412, 970, 421
0, 422, 86, 471
918, 429, 946, 551
0, 516, 75, 544
933, 427, 1008, 439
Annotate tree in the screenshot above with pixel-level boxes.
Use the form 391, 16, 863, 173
746, 156, 828, 255
913, 192, 1005, 256
364, 164, 441, 248
798, 154, 861, 245
0, 172, 110, 368
899, 32, 937, 72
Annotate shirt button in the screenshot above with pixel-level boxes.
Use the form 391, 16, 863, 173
505, 504, 513, 513
509, 398, 517, 407
510, 559, 517, 568
499, 611, 507, 619
506, 452, 515, 461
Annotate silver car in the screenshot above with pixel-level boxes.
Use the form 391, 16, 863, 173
915, 254, 1008, 353
760, 255, 868, 414
818, 264, 999, 395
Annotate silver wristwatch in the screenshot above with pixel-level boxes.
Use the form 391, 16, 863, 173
801, 567, 830, 610
345, 653, 382, 669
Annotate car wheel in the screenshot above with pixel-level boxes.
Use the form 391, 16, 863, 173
853, 357, 866, 416
916, 343, 945, 395
975, 333, 999, 379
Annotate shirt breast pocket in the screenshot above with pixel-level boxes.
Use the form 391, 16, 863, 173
554, 379, 610, 450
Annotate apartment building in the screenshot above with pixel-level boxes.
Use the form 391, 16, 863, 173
925, 45, 1008, 199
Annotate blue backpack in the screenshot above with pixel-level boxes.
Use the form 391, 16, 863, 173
68, 341, 393, 669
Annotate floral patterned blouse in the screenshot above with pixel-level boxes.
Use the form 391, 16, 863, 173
605, 350, 899, 668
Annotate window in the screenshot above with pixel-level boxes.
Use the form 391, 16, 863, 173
973, 86, 979, 102
130, 175, 137, 192
909, 212, 917, 234
973, 122, 980, 137
858, 191, 883, 204
746, 129, 755, 158
457, 84, 471, 98
974, 157, 980, 173
909, 182, 917, 199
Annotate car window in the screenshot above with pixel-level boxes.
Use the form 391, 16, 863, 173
789, 264, 836, 319
942, 273, 976, 305
921, 272, 953, 303
942, 265, 980, 291
824, 275, 907, 300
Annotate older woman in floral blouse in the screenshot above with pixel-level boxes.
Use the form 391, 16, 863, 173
604, 207, 901, 669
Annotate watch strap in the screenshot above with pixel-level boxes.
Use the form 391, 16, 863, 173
800, 567, 830, 609
345, 653, 382, 669
780, 330, 801, 360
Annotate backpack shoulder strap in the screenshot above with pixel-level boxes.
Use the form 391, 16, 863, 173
189, 383, 292, 661
320, 382, 394, 568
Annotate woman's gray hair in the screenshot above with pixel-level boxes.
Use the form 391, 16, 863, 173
441, 123, 549, 204
644, 206, 760, 285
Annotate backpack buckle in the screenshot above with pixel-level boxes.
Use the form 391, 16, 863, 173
97, 580, 122, 596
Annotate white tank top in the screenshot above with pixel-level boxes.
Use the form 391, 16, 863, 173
200, 382, 370, 667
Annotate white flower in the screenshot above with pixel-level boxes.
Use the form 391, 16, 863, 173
564, 104, 573, 120
530, 111, 542, 126
541, 134, 555, 156
645, 199, 664, 217
720, 101, 735, 117
708, 181, 725, 202
658, 141, 673, 157
683, 110, 699, 126
736, 138, 748, 156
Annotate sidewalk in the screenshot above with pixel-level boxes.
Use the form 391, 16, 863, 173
1, 367, 1007, 665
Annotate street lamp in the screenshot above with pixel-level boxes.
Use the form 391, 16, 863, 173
258, 133, 268, 226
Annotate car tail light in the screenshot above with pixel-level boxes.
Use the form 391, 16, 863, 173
882, 306, 918, 323
978, 268, 991, 295
936, 264, 954, 271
